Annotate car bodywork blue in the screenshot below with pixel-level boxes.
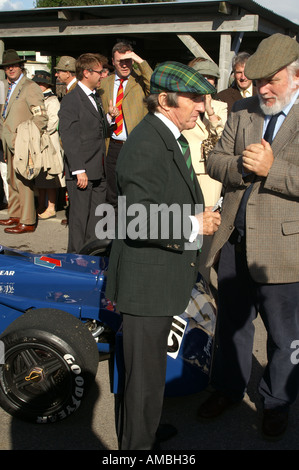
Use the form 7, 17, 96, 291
0, 245, 216, 397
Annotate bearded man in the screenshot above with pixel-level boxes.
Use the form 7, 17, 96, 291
198, 33, 299, 441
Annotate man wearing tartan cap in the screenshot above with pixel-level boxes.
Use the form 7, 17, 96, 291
106, 61, 221, 450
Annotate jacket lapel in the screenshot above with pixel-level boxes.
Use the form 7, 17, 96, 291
145, 114, 202, 204
77, 85, 101, 120
271, 99, 299, 154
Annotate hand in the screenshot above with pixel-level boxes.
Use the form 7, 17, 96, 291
195, 207, 221, 236
242, 139, 274, 177
121, 51, 143, 64
76, 172, 88, 189
108, 99, 119, 119
204, 94, 212, 113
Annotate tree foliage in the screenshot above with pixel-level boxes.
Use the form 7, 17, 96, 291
35, 0, 171, 6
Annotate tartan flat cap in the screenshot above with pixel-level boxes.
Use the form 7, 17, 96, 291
150, 61, 216, 95
245, 33, 299, 80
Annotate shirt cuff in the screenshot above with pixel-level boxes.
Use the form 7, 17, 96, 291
189, 215, 199, 242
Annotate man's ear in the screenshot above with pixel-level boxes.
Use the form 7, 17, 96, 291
157, 92, 171, 111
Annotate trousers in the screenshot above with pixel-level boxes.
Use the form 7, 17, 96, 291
66, 176, 106, 253
117, 314, 172, 450
211, 231, 299, 409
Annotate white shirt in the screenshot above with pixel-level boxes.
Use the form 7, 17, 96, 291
72, 81, 98, 175
154, 112, 200, 243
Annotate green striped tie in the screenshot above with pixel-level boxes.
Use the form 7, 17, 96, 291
178, 135, 194, 182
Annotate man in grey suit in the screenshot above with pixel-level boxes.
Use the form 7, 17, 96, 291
0, 49, 48, 234
59, 53, 118, 253
106, 61, 221, 450
198, 34, 299, 440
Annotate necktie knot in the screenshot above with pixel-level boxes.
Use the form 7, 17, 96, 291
177, 134, 189, 152
263, 112, 283, 144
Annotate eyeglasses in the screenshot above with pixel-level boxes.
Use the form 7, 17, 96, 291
88, 69, 104, 76
4, 64, 21, 70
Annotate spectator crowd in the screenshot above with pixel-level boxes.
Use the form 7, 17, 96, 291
1, 34, 299, 451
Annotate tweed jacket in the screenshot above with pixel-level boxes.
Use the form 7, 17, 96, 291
106, 113, 204, 317
100, 60, 152, 145
1, 75, 48, 155
216, 83, 257, 115
206, 95, 299, 284
58, 84, 108, 180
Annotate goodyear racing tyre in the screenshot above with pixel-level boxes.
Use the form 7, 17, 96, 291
0, 309, 99, 423
79, 238, 112, 257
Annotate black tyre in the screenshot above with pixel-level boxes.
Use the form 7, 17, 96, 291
79, 238, 112, 257
0, 309, 99, 423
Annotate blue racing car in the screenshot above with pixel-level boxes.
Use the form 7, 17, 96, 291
0, 241, 216, 424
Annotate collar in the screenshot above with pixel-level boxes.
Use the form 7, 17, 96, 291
154, 111, 181, 140
78, 80, 95, 97
263, 89, 299, 127
114, 74, 129, 83
283, 89, 299, 116
67, 77, 77, 90
8, 72, 23, 87
238, 83, 253, 97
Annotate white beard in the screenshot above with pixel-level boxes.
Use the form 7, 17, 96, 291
258, 82, 298, 116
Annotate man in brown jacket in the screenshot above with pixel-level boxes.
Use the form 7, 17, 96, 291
216, 52, 257, 115
100, 42, 152, 210
54, 56, 77, 95
198, 34, 299, 440
0, 49, 48, 234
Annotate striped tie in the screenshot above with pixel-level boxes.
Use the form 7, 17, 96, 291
2, 82, 13, 118
178, 135, 194, 182
114, 79, 125, 136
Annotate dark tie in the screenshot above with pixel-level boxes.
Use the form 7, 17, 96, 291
90, 92, 107, 136
178, 134, 194, 183
2, 82, 13, 118
234, 112, 282, 237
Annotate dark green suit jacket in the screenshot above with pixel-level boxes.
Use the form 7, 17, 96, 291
106, 113, 204, 317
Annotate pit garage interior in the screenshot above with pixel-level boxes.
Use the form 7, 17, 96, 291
0, 0, 298, 92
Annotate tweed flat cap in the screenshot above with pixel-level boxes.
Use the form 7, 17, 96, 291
245, 33, 299, 80
54, 56, 76, 72
190, 59, 220, 79
150, 61, 216, 95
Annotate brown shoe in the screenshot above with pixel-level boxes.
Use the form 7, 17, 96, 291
61, 219, 68, 226
0, 217, 20, 226
262, 408, 289, 440
4, 223, 36, 234
197, 390, 239, 419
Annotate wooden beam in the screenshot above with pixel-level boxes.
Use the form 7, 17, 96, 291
218, 34, 233, 91
177, 35, 213, 61
0, 15, 260, 38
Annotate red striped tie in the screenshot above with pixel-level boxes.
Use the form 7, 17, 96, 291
114, 79, 125, 136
